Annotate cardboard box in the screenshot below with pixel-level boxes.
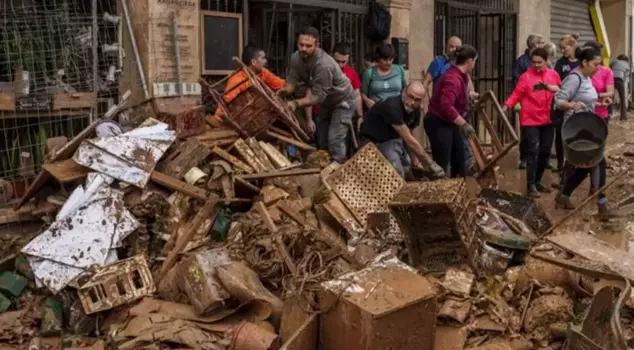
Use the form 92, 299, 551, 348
319, 258, 437, 350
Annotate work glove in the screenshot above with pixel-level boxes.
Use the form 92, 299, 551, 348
430, 162, 447, 179
460, 122, 476, 139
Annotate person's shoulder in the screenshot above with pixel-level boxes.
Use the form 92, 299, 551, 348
343, 65, 358, 76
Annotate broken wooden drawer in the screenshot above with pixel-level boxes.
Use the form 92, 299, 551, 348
77, 255, 155, 314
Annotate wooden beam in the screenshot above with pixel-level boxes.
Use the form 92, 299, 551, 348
237, 168, 320, 181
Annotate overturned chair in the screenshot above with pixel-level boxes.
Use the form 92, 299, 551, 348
202, 57, 309, 142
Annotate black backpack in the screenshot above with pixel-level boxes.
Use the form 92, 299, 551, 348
365, 0, 391, 41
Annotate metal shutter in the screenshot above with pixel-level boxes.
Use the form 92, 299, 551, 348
551, 0, 595, 46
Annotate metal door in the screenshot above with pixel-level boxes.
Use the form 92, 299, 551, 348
434, 0, 517, 139
262, 7, 337, 76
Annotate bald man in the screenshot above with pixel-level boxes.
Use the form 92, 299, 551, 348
424, 36, 462, 90
360, 82, 445, 179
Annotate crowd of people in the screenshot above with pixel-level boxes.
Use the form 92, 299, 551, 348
212, 25, 631, 219
508, 33, 630, 219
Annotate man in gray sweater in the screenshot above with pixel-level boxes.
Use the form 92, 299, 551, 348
278, 26, 356, 163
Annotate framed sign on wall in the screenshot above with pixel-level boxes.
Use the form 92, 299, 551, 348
200, 11, 243, 75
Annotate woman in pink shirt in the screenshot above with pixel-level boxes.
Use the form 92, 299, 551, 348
584, 41, 614, 217
502, 48, 561, 197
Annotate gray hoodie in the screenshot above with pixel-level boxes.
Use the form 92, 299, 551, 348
555, 71, 598, 121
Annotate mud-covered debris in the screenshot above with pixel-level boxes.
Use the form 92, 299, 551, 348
442, 269, 475, 297
523, 294, 573, 340
40, 296, 63, 336
179, 249, 231, 315
77, 255, 155, 314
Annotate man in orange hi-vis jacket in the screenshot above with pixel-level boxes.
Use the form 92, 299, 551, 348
211, 45, 286, 125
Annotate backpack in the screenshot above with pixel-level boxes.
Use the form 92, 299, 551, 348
365, 0, 391, 41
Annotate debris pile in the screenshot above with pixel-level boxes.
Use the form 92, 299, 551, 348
1, 79, 634, 350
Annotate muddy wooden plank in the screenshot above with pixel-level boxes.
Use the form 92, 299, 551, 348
151, 171, 208, 201
233, 138, 268, 173
163, 138, 211, 179
548, 232, 634, 282
42, 159, 90, 183
200, 138, 239, 149
237, 168, 320, 181
246, 138, 275, 171
323, 194, 363, 236
211, 146, 254, 174
194, 127, 239, 141
0, 204, 38, 225
266, 130, 316, 151
259, 141, 291, 169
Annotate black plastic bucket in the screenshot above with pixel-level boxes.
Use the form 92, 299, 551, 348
561, 111, 608, 168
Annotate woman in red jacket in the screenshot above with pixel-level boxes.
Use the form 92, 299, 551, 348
502, 48, 561, 197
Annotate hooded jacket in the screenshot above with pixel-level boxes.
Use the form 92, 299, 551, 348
504, 66, 561, 126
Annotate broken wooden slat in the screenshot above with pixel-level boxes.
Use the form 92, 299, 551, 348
151, 171, 208, 201
211, 146, 254, 174
247, 138, 275, 171
259, 141, 291, 169
233, 138, 269, 173
163, 138, 211, 179
237, 168, 320, 181
200, 138, 239, 149
254, 201, 298, 277
266, 129, 316, 151
194, 127, 239, 141
158, 195, 219, 282
235, 176, 260, 193
42, 159, 90, 183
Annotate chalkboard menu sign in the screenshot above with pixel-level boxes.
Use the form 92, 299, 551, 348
200, 11, 243, 75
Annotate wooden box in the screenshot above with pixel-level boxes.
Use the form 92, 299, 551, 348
119, 0, 201, 106
52, 93, 97, 110
319, 263, 437, 350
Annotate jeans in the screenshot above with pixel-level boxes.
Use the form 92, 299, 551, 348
523, 124, 555, 187
424, 113, 466, 178
315, 99, 355, 163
